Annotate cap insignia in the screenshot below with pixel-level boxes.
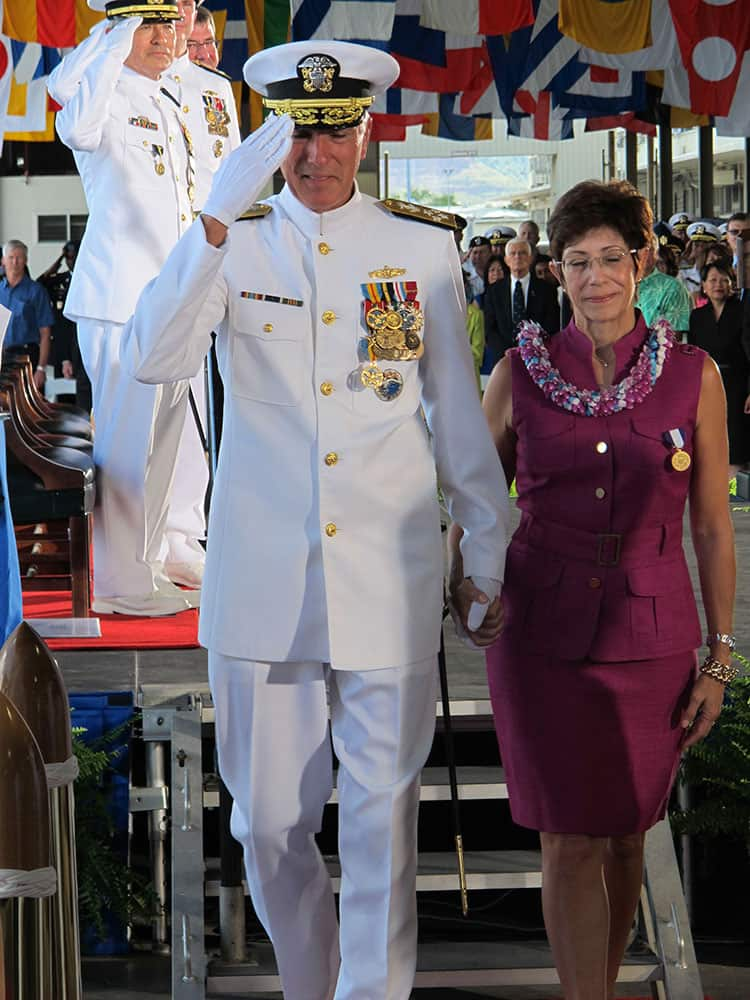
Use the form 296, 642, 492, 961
297, 54, 339, 94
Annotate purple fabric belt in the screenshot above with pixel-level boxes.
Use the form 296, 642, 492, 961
516, 512, 684, 569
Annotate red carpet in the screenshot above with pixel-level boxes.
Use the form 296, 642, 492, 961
22, 591, 200, 651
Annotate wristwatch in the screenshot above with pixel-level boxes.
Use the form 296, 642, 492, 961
705, 632, 736, 650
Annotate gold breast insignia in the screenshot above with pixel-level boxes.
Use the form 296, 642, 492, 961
369, 266, 407, 279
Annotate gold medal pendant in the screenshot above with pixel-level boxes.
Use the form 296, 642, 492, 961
360, 363, 384, 389
671, 449, 691, 472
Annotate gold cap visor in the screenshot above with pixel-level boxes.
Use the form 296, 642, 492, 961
263, 95, 373, 129
106, 2, 179, 19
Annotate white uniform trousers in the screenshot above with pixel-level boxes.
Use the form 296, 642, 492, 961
208, 654, 439, 1000
77, 319, 189, 598
164, 369, 208, 564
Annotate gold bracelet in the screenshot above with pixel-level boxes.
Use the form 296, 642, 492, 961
699, 656, 738, 685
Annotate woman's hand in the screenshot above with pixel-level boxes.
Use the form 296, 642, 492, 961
680, 673, 725, 748
449, 577, 504, 647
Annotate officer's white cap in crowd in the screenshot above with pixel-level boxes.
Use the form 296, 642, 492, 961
668, 212, 692, 232
686, 221, 721, 242
486, 226, 517, 246
244, 40, 399, 129
87, 0, 185, 16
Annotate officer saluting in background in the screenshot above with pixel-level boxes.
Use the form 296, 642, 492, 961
122, 40, 509, 998
55, 1, 199, 616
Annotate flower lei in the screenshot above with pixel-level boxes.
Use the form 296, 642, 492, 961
516, 318, 675, 417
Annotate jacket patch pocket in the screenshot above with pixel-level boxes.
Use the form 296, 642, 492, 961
519, 410, 575, 476
627, 560, 688, 640
230, 300, 306, 406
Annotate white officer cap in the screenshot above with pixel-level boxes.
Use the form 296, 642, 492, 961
686, 221, 721, 242
88, 0, 180, 16
244, 40, 399, 130
668, 212, 692, 233
486, 226, 517, 247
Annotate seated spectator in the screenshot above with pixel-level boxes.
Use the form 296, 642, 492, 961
689, 260, 750, 478
0, 240, 53, 390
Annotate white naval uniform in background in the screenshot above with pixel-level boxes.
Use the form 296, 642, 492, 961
161, 53, 241, 571
123, 184, 509, 998
56, 49, 193, 601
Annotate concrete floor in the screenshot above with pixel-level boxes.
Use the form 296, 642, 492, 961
56, 499, 750, 999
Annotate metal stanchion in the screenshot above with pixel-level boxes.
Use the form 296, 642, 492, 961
145, 742, 170, 952
219, 779, 246, 962
0, 622, 81, 999
0, 689, 56, 997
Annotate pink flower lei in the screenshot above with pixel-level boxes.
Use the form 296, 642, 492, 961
516, 318, 675, 417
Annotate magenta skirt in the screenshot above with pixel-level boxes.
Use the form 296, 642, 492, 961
486, 637, 696, 836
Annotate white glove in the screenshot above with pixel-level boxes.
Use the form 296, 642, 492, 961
202, 114, 295, 227
103, 16, 143, 61
467, 576, 502, 631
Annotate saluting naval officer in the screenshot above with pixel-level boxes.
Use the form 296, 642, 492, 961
122, 41, 509, 998
160, 0, 241, 589
55, 1, 199, 616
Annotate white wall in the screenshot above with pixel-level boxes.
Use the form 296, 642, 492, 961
0, 174, 87, 275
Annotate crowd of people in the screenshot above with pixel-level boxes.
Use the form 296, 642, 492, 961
460, 209, 750, 481
0, 12, 740, 998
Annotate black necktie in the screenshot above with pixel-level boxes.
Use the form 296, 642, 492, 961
512, 279, 525, 327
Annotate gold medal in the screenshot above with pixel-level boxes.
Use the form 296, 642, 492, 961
213, 139, 224, 158
671, 449, 691, 472
360, 363, 384, 389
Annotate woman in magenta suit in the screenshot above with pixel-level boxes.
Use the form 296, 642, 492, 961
449, 180, 735, 1000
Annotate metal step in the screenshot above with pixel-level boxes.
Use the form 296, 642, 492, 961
206, 940, 662, 994
204, 849, 543, 897
203, 765, 508, 808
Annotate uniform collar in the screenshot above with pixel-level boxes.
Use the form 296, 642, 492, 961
278, 182, 363, 238
169, 51, 191, 81
120, 66, 163, 99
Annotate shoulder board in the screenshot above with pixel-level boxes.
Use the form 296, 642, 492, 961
194, 61, 232, 82
236, 203, 273, 221
377, 198, 464, 231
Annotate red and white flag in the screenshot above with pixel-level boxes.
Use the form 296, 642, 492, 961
419, 0, 534, 36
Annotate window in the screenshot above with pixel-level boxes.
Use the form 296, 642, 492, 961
37, 215, 68, 243
37, 213, 89, 243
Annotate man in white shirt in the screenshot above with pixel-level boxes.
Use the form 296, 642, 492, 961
122, 39, 509, 998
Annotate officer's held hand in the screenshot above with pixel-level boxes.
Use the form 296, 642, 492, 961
449, 576, 503, 648
201, 114, 295, 228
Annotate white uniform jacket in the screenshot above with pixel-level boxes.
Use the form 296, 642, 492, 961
56, 54, 193, 325
165, 54, 241, 210
123, 185, 509, 668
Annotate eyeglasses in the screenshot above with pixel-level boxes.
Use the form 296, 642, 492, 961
186, 39, 218, 52
555, 248, 638, 277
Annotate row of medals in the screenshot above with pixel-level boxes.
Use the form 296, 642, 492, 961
354, 302, 424, 402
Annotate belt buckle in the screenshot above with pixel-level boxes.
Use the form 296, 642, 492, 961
597, 533, 622, 567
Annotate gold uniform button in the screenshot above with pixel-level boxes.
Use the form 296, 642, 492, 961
263, 323, 273, 333
181, 213, 187, 222
182, 105, 190, 114
588, 577, 602, 589
174, 74, 181, 83
595, 487, 606, 499
142, 140, 148, 147
595, 441, 608, 454
320, 382, 334, 396
325, 522, 337, 538
318, 242, 331, 255
321, 310, 336, 325
324, 452, 338, 467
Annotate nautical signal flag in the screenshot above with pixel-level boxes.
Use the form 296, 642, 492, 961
668, 0, 750, 116
419, 0, 534, 36
2, 1, 102, 47
558, 0, 652, 55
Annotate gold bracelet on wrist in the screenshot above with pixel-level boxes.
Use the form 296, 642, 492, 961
699, 656, 738, 685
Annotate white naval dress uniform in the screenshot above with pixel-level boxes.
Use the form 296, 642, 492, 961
161, 53, 241, 569
56, 51, 194, 600
123, 184, 509, 998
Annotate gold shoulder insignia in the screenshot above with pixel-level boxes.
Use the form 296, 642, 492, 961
194, 61, 232, 82
377, 198, 464, 232
237, 203, 273, 221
